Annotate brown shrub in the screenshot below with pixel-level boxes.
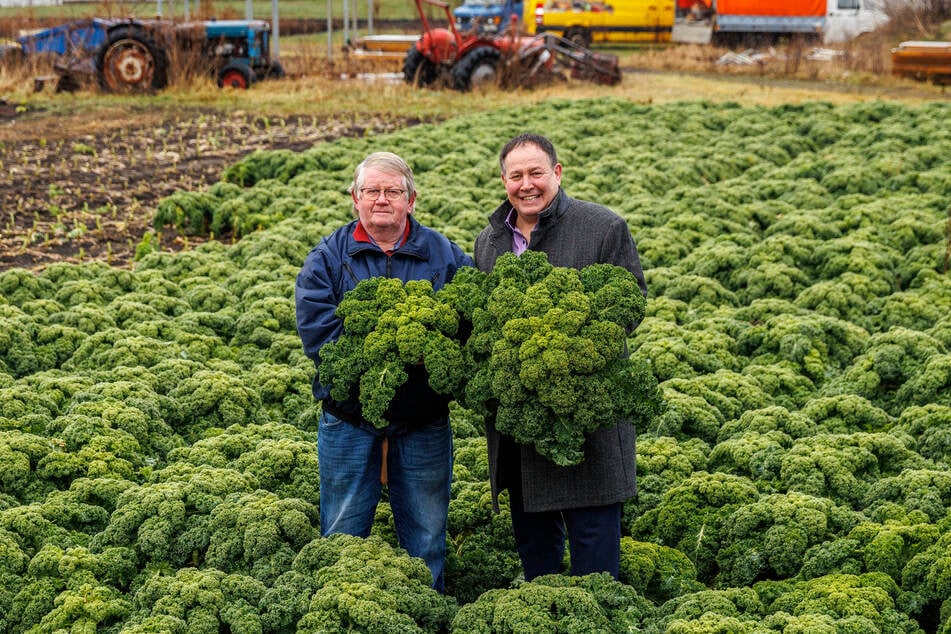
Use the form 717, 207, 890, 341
879, 0, 951, 39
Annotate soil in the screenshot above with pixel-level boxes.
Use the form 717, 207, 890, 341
0, 100, 415, 271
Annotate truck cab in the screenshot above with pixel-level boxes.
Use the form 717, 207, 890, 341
453, 0, 524, 34
823, 0, 889, 43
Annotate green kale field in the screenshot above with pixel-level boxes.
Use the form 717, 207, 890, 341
2, 97, 951, 632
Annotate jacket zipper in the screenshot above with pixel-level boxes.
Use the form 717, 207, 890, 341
342, 261, 357, 286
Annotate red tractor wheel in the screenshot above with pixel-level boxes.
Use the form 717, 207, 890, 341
96, 26, 169, 93
452, 46, 501, 91
217, 62, 256, 89
403, 43, 438, 86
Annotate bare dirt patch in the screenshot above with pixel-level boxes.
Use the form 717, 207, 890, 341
0, 103, 415, 271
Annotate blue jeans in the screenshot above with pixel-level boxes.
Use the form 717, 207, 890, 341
317, 410, 453, 591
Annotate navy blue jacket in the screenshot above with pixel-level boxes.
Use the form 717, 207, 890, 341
295, 216, 473, 429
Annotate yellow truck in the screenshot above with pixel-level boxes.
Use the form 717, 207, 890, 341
523, 0, 673, 47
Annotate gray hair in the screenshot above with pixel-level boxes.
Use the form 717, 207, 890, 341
349, 151, 416, 200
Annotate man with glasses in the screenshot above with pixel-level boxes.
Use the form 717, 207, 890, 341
474, 133, 648, 581
295, 151, 473, 592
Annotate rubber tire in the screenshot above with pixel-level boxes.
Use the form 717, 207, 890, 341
403, 44, 438, 86
451, 46, 501, 91
264, 59, 285, 79
563, 27, 592, 48
55, 73, 80, 93
96, 26, 169, 93
217, 62, 256, 89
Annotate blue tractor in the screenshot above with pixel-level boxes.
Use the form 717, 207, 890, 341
13, 17, 284, 92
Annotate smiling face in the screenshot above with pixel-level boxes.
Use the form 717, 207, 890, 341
352, 165, 415, 245
501, 142, 562, 230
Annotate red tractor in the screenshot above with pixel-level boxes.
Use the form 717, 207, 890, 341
403, 0, 620, 91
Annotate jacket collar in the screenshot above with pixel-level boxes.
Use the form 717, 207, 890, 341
347, 215, 429, 260
353, 217, 412, 254
490, 187, 568, 233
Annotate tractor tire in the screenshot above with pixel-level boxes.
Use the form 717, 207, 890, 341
264, 60, 285, 79
563, 27, 592, 48
452, 46, 501, 91
96, 26, 169, 93
218, 61, 256, 89
403, 44, 438, 87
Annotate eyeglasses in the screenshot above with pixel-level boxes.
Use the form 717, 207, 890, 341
359, 187, 406, 202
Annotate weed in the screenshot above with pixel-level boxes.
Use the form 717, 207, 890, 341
71, 142, 96, 156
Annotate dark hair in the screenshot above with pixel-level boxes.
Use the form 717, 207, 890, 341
499, 133, 558, 173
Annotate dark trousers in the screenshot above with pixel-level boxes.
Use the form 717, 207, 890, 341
508, 480, 622, 581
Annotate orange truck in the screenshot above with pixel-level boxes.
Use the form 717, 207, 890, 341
671, 0, 889, 45
524, 0, 674, 47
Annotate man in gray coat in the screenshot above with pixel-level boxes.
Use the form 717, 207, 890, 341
473, 133, 648, 580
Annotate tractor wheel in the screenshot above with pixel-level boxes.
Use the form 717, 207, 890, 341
264, 60, 285, 79
403, 44, 438, 87
451, 46, 501, 91
96, 26, 169, 93
563, 27, 592, 48
217, 61, 256, 89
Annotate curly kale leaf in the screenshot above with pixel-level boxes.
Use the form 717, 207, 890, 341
450, 572, 656, 633
317, 277, 465, 428
462, 252, 662, 466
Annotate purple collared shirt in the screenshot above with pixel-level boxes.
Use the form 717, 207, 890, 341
505, 208, 530, 255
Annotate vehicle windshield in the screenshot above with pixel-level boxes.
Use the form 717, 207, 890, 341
461, 0, 498, 6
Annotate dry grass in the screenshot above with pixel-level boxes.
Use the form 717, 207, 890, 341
620, 28, 913, 82
1, 54, 945, 139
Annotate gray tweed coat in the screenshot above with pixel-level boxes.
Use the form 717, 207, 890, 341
473, 187, 648, 513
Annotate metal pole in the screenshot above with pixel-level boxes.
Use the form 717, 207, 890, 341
367, 0, 373, 35
271, 0, 280, 58
245, 0, 253, 20
327, 0, 333, 64
343, 0, 350, 46
156, 0, 163, 17
184, 0, 190, 20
